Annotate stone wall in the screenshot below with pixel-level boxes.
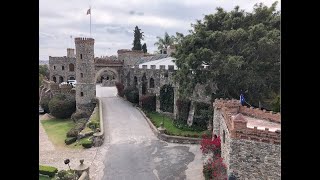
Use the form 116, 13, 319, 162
212, 98, 281, 179
117, 49, 145, 67
49, 56, 76, 83
229, 139, 281, 179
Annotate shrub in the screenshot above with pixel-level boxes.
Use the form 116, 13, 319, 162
39, 165, 58, 177
203, 156, 227, 180
66, 118, 87, 137
64, 137, 77, 145
88, 121, 100, 130
82, 138, 93, 148
124, 86, 139, 103
40, 94, 51, 113
71, 111, 89, 121
49, 94, 76, 119
115, 82, 125, 97
139, 95, 156, 112
200, 134, 221, 155
56, 169, 78, 180
176, 99, 191, 123
193, 102, 213, 130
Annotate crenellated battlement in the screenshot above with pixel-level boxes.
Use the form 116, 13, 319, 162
214, 98, 281, 144
74, 37, 94, 44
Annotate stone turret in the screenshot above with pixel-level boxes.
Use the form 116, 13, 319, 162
67, 48, 75, 58
75, 37, 96, 113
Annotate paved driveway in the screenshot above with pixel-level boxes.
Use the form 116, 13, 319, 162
95, 85, 204, 180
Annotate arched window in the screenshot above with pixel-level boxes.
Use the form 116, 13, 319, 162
62, 66, 64, 70
59, 76, 64, 83
69, 63, 74, 71
69, 76, 75, 80
52, 76, 56, 83
81, 73, 83, 78
80, 92, 84, 96
134, 76, 138, 86
149, 78, 155, 88
53, 66, 56, 70
80, 54, 82, 59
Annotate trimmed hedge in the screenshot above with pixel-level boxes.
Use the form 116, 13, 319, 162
124, 86, 139, 104
49, 93, 76, 119
39, 165, 58, 177
115, 82, 125, 97
40, 95, 51, 113
66, 118, 87, 137
139, 95, 156, 112
82, 138, 93, 148
71, 111, 89, 121
65, 137, 77, 145
88, 121, 100, 130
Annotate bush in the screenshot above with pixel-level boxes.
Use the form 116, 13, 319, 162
64, 137, 77, 145
66, 118, 87, 137
193, 102, 212, 130
176, 99, 191, 123
82, 138, 93, 148
40, 94, 51, 113
39, 165, 58, 177
56, 169, 78, 180
115, 82, 125, 97
139, 95, 156, 112
71, 111, 89, 121
49, 94, 76, 119
88, 121, 100, 130
124, 86, 139, 104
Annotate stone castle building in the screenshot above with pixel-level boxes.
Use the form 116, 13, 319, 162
212, 99, 281, 179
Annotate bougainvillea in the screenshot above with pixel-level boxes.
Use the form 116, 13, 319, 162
200, 134, 221, 155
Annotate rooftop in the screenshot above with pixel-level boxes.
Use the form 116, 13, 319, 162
232, 115, 281, 132
137, 57, 177, 70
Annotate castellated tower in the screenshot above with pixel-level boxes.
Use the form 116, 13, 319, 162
74, 37, 96, 112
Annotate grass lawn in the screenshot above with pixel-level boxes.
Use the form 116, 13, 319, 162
39, 175, 52, 180
41, 118, 76, 148
145, 111, 208, 138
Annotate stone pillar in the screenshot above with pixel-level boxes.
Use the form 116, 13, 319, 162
173, 86, 178, 119
156, 93, 160, 112
74, 159, 90, 179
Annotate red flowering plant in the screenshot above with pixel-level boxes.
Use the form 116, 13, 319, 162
200, 134, 221, 156
203, 155, 227, 180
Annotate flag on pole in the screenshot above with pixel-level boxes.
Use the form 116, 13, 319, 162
87, 8, 91, 15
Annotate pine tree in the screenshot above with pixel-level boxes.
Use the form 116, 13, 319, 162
142, 43, 147, 53
132, 26, 144, 50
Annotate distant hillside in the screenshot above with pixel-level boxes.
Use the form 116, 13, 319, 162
39, 60, 49, 65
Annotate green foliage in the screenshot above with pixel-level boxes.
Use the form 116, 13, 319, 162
271, 94, 280, 112
40, 94, 51, 113
142, 43, 147, 53
82, 138, 93, 148
139, 95, 156, 112
124, 86, 139, 104
174, 2, 280, 107
115, 82, 125, 97
66, 118, 87, 137
55, 169, 78, 180
39, 165, 58, 177
132, 26, 144, 50
193, 102, 213, 130
160, 84, 174, 113
39, 65, 49, 79
49, 94, 76, 119
154, 32, 175, 51
88, 121, 100, 130
64, 137, 77, 145
71, 111, 89, 121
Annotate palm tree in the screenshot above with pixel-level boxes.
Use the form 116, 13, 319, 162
154, 32, 175, 51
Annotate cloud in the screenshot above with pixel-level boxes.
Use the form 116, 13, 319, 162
39, 0, 280, 60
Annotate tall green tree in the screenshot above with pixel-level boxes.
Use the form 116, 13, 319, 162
142, 43, 147, 53
132, 26, 144, 50
174, 2, 280, 109
154, 32, 175, 51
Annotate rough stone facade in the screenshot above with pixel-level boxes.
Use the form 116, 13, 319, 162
117, 49, 146, 67
49, 48, 76, 83
75, 37, 96, 113
212, 99, 281, 179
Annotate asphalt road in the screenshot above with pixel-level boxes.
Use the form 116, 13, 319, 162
96, 85, 203, 180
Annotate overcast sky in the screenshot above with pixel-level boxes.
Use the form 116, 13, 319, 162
39, 0, 280, 60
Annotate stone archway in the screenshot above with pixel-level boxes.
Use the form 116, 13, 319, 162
95, 67, 119, 86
